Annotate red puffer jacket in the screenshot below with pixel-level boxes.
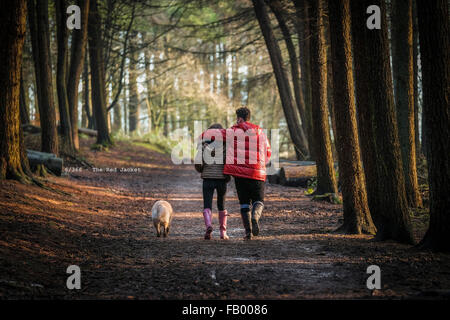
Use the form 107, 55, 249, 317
223, 122, 271, 181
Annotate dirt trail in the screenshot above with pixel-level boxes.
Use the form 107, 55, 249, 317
0, 138, 449, 299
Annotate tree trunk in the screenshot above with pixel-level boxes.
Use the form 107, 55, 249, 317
128, 32, 140, 134
252, 0, 309, 159
391, 0, 422, 208
416, 0, 450, 252
0, 0, 29, 181
412, 1, 421, 156
27, 0, 42, 124
308, 0, 337, 194
294, 0, 314, 159
270, 0, 310, 158
82, 53, 95, 130
352, 0, 414, 244
144, 41, 152, 132
33, 0, 58, 155
88, 0, 111, 146
19, 73, 30, 125
328, 0, 376, 234
67, 0, 90, 150
350, 0, 381, 231
55, 0, 74, 153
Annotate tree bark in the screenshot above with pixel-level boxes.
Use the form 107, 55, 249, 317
67, 0, 90, 150
308, 0, 337, 194
55, 0, 74, 153
416, 0, 450, 252
0, 0, 28, 180
327, 0, 376, 234
352, 0, 414, 244
391, 0, 422, 208
33, 0, 59, 155
88, 0, 111, 146
252, 0, 309, 159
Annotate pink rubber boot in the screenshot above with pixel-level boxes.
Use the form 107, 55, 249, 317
203, 208, 213, 240
219, 210, 229, 240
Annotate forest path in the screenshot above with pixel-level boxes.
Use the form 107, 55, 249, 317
1, 138, 449, 299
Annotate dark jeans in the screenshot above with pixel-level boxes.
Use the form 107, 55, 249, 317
203, 179, 227, 211
234, 177, 265, 205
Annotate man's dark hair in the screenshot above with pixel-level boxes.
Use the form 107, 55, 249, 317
208, 123, 223, 129
236, 107, 251, 121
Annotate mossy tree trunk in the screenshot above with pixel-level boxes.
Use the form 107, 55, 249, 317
308, 0, 337, 195
391, 0, 422, 208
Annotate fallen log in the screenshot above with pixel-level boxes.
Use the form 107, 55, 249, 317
267, 168, 281, 184
27, 149, 63, 176
22, 124, 97, 137
78, 127, 97, 137
279, 165, 316, 187
22, 124, 42, 134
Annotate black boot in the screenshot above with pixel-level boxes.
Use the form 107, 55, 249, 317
240, 207, 252, 240
251, 201, 264, 236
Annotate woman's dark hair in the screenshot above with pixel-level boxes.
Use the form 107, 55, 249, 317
236, 107, 251, 121
208, 123, 223, 129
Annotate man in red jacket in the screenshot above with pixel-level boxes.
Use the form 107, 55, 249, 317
224, 107, 271, 240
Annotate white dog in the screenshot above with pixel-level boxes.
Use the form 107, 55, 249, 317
151, 200, 173, 237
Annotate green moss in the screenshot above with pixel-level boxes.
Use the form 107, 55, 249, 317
132, 141, 168, 154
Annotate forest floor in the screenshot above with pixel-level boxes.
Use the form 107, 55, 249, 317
0, 136, 449, 299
